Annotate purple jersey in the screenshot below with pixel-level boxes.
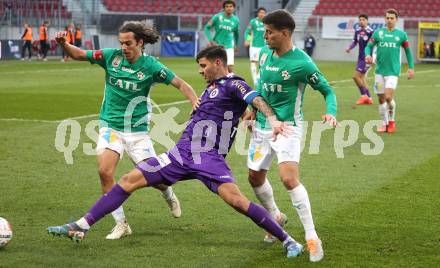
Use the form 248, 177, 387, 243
348, 26, 374, 61
136, 74, 259, 193
179, 74, 259, 155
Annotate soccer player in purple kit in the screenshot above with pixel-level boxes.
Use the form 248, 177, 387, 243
47, 45, 305, 259
345, 14, 374, 105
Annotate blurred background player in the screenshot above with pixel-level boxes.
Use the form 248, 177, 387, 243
365, 9, 414, 133
303, 32, 316, 58
53, 20, 200, 239
48, 45, 305, 259
39, 21, 50, 61
244, 7, 266, 87
243, 9, 337, 262
21, 22, 33, 61
204, 0, 239, 72
61, 23, 75, 62
345, 14, 374, 105
74, 25, 82, 48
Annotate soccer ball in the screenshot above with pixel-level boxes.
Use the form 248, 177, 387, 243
0, 217, 13, 248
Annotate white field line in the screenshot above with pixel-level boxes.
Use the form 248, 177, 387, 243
0, 99, 191, 123
0, 68, 95, 75
329, 69, 437, 84
1, 69, 438, 123
0, 118, 60, 123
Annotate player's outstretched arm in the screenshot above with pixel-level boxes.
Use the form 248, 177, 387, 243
364, 41, 374, 64
319, 88, 338, 127
319, 84, 337, 127
307, 71, 338, 127
403, 43, 415, 80
170, 76, 200, 110
55, 31, 87, 61
234, 25, 240, 52
346, 31, 358, 53
204, 19, 216, 46
364, 34, 377, 64
244, 24, 252, 47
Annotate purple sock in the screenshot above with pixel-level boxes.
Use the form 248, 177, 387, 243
358, 86, 366, 95
363, 87, 371, 97
84, 184, 130, 226
246, 202, 288, 242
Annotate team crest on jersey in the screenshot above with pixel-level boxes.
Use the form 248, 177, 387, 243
260, 53, 268, 66
137, 71, 145, 80
281, 70, 290, 80
112, 55, 122, 67
395, 36, 400, 41
378, 31, 384, 39
209, 88, 219, 98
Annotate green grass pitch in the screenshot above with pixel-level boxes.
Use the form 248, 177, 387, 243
0, 58, 439, 267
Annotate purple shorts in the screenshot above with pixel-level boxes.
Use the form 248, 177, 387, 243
356, 60, 370, 74
136, 146, 235, 194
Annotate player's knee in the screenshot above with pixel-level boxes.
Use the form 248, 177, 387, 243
98, 167, 113, 182
119, 172, 143, 193
377, 95, 385, 104
248, 170, 265, 187
153, 184, 168, 191
280, 175, 300, 190
229, 195, 248, 212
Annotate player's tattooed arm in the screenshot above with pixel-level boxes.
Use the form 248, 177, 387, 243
54, 31, 87, 60
251, 96, 286, 140
251, 96, 274, 121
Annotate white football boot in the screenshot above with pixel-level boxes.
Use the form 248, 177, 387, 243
106, 221, 132, 240
307, 238, 324, 262
166, 192, 182, 218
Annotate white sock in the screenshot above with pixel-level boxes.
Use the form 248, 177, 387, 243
75, 217, 90, 230
111, 206, 126, 223
250, 62, 258, 86
161, 186, 174, 200
379, 103, 389, 125
252, 179, 281, 218
288, 184, 318, 241
388, 99, 396, 121
282, 236, 294, 246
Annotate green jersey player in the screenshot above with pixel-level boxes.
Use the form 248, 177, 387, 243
204, 0, 240, 71
365, 9, 414, 133
244, 7, 266, 86
55, 21, 199, 239
243, 10, 337, 262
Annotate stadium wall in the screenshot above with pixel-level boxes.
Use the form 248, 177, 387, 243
0, 24, 420, 63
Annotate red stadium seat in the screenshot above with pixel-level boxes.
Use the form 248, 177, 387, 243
312, 0, 437, 23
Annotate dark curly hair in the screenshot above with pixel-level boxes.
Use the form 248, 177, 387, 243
119, 20, 160, 48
